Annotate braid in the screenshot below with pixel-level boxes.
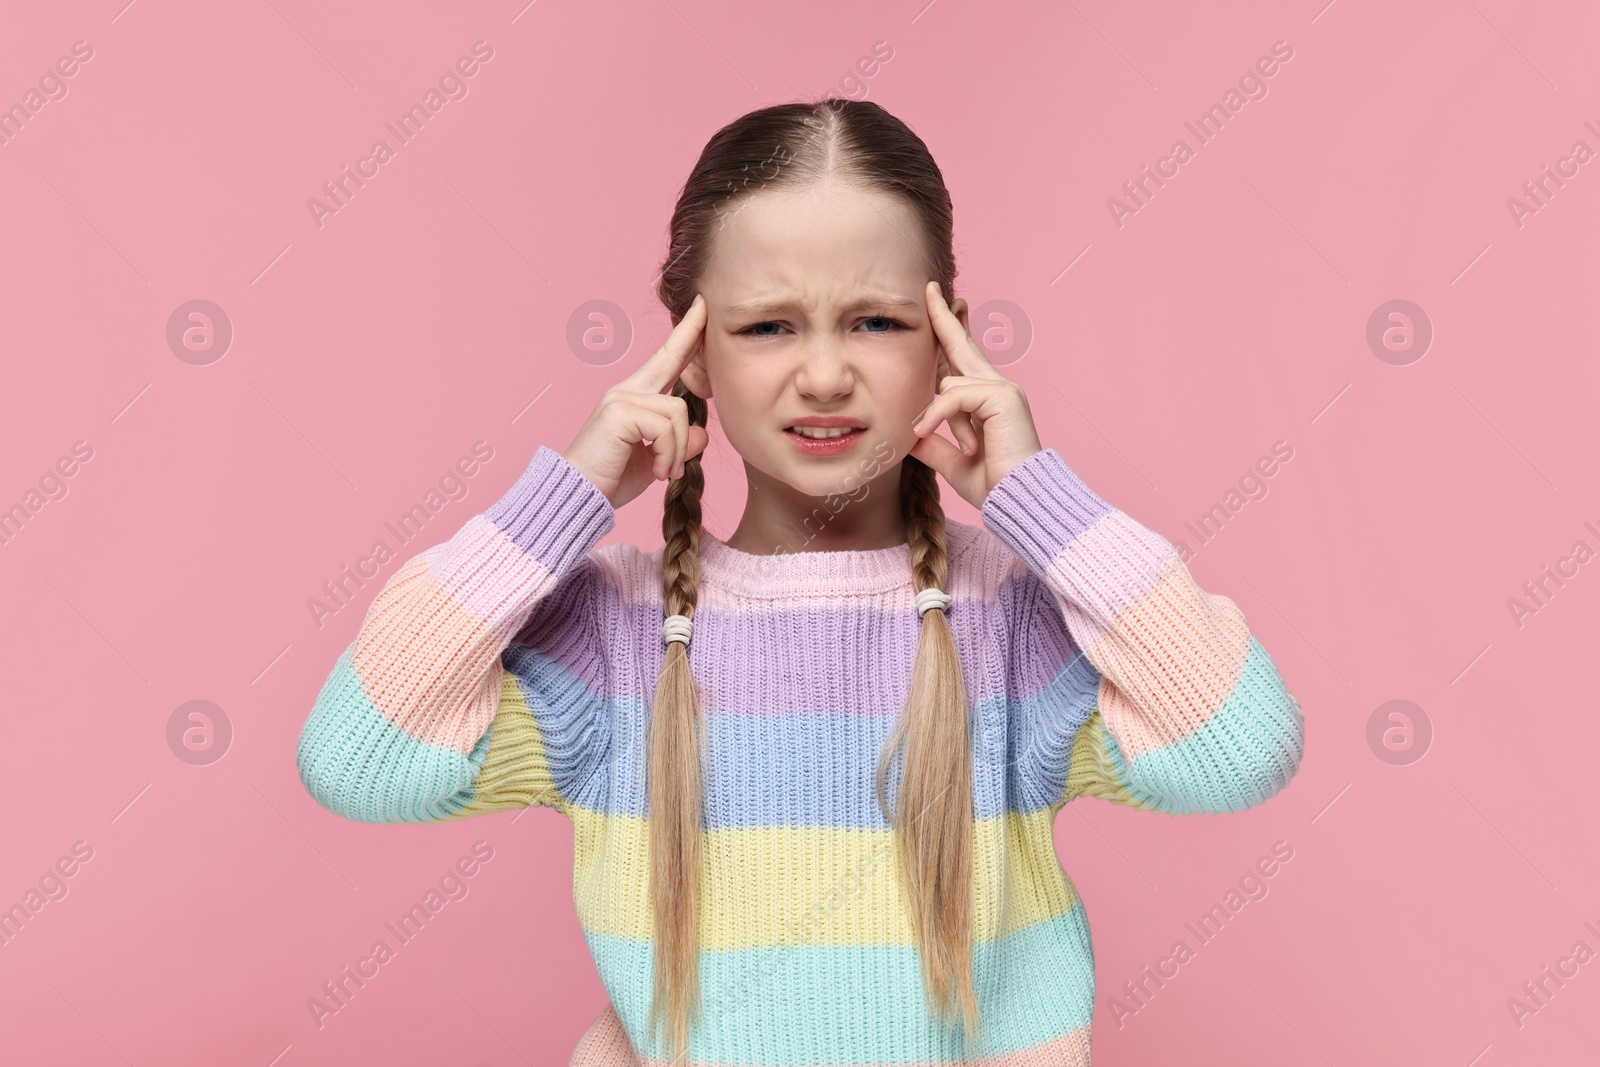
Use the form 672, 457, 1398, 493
900, 456, 949, 592
874, 455, 982, 1044
648, 379, 709, 1063
661, 382, 707, 616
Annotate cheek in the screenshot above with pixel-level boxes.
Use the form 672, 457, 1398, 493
703, 348, 774, 437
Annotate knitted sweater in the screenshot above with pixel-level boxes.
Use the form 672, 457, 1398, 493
296, 444, 1304, 1065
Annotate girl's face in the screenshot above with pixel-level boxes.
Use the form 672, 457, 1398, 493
679, 179, 967, 500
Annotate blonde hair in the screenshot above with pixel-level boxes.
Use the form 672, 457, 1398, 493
648, 99, 977, 1063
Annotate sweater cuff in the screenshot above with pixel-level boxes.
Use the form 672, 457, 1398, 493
980, 448, 1117, 577
483, 445, 615, 574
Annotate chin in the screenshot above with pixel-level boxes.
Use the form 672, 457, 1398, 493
745, 456, 840, 499
775, 466, 848, 498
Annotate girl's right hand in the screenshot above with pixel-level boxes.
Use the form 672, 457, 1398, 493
561, 293, 711, 509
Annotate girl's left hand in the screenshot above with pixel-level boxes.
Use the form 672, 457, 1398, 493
909, 280, 1044, 509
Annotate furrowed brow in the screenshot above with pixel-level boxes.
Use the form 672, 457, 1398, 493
723, 293, 921, 317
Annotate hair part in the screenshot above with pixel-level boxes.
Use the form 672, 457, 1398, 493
648, 98, 978, 1063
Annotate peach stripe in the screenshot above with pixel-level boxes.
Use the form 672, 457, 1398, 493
1075, 574, 1253, 758
349, 528, 555, 752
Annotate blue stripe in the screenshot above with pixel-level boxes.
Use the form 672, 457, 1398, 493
1009, 648, 1100, 812
1115, 637, 1303, 814
524, 662, 1101, 826
586, 903, 1096, 1063
296, 648, 490, 823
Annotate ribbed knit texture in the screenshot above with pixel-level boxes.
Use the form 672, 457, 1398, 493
296, 444, 1305, 1065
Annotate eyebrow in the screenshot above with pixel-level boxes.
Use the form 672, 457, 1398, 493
722, 293, 922, 317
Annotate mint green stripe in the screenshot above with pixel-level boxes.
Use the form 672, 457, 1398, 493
585, 904, 1094, 1063
296, 647, 491, 823
1114, 636, 1302, 814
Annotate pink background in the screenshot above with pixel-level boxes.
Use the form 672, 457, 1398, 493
2, 0, 1597, 1063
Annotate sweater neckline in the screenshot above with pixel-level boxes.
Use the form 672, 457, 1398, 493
695, 522, 980, 599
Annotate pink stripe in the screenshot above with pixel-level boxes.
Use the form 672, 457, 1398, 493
1040, 510, 1177, 651
428, 514, 557, 643
605, 541, 1008, 615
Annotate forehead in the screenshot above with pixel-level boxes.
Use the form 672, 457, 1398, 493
700, 181, 929, 302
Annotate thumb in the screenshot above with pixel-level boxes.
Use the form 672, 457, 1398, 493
909, 429, 962, 478
686, 425, 711, 461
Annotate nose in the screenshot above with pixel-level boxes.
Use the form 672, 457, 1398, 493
794, 333, 854, 402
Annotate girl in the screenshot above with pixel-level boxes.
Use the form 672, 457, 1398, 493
297, 99, 1304, 1066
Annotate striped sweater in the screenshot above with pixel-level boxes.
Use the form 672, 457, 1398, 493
296, 444, 1304, 1065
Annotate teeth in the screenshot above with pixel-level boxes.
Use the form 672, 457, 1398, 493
792, 426, 857, 439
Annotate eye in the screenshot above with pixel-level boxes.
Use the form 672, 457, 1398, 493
859, 316, 907, 333
735, 316, 908, 337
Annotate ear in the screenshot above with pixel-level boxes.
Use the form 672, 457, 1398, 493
670, 313, 713, 399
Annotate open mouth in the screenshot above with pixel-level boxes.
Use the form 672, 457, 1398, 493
783, 424, 867, 454
786, 426, 864, 440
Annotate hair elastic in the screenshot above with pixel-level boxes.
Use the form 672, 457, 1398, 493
666, 591, 944, 643
662, 613, 693, 646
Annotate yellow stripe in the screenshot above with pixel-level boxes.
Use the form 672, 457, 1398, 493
449, 673, 568, 818
568, 806, 1080, 949
465, 680, 1089, 947
1059, 708, 1160, 813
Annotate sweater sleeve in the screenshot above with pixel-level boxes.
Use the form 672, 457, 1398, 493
982, 448, 1304, 816
296, 445, 615, 823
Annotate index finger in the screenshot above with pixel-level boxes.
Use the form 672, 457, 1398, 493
924, 280, 1000, 380
623, 292, 709, 395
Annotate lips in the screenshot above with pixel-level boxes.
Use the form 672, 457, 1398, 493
786, 426, 865, 440
784, 416, 866, 432
782, 422, 867, 455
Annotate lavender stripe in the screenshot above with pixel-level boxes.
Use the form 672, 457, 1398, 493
510, 573, 1083, 712
981, 448, 1115, 579
483, 445, 614, 574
